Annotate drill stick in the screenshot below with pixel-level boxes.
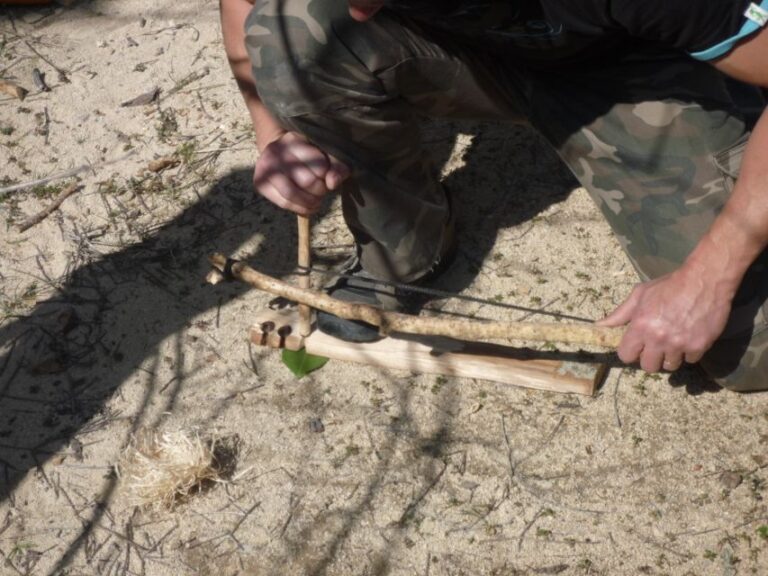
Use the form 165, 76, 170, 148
297, 214, 312, 337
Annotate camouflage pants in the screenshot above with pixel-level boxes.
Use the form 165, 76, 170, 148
246, 0, 768, 391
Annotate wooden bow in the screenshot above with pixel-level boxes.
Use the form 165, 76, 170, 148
207, 253, 624, 349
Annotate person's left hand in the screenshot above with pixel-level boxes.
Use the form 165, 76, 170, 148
596, 265, 733, 372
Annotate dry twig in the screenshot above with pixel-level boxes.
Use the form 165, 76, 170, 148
17, 182, 81, 233
0, 151, 136, 196
517, 506, 546, 551
146, 157, 179, 173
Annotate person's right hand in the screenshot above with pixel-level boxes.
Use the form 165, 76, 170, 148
253, 132, 350, 215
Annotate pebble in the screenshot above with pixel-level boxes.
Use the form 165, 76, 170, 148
719, 471, 743, 490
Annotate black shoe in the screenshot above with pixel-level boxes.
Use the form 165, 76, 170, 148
316, 258, 410, 343
317, 212, 457, 343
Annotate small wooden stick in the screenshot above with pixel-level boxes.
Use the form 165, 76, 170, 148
297, 215, 312, 337
146, 157, 180, 173
17, 182, 81, 233
208, 254, 625, 349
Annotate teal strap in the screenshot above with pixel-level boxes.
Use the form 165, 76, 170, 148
690, 0, 768, 61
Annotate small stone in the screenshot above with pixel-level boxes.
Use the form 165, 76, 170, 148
309, 417, 324, 434
719, 471, 743, 490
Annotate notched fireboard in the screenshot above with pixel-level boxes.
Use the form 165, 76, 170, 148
250, 309, 608, 396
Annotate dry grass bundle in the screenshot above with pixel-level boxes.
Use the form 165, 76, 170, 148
119, 428, 234, 509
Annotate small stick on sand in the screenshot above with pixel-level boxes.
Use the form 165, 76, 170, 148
208, 254, 625, 349
17, 182, 81, 233
147, 156, 180, 173
0, 151, 137, 197
0, 165, 89, 196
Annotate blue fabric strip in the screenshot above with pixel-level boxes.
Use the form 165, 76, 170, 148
690, 0, 768, 61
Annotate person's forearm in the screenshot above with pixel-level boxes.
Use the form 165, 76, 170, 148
220, 0, 286, 150
683, 108, 768, 297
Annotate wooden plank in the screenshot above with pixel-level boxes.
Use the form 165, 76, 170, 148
251, 309, 606, 396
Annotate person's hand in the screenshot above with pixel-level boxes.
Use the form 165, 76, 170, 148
253, 132, 350, 215
597, 265, 733, 372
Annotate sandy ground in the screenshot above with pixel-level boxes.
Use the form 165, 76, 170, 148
0, 1, 766, 575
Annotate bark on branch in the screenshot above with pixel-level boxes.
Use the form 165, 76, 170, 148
208, 254, 625, 349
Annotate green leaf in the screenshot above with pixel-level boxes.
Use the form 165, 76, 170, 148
757, 525, 768, 540
281, 348, 329, 378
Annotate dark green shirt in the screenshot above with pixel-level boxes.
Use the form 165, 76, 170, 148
385, 0, 759, 66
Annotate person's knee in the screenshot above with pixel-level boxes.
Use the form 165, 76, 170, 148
713, 369, 768, 393
701, 329, 768, 392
